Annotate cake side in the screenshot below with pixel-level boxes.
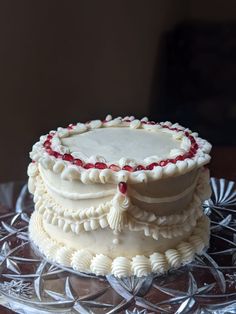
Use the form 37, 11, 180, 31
28, 116, 212, 277
29, 210, 210, 277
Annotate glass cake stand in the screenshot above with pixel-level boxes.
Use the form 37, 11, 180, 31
0, 178, 236, 314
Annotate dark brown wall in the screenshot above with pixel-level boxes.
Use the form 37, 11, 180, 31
4, 0, 234, 183
0, 0, 183, 182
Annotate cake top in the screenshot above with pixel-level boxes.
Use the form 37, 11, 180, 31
29, 115, 211, 184
61, 127, 180, 162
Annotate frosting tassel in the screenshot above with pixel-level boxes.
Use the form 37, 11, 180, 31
107, 182, 130, 232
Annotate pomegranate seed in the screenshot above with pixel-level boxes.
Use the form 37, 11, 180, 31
146, 163, 159, 170
192, 143, 198, 150
47, 134, 53, 140
62, 154, 74, 162
43, 140, 51, 149
168, 159, 175, 164
174, 155, 184, 162
159, 160, 168, 167
84, 163, 94, 169
119, 182, 127, 194
147, 121, 156, 125
189, 136, 195, 143
46, 148, 53, 155
135, 165, 145, 171
184, 152, 193, 159
123, 119, 131, 122
95, 162, 107, 169
53, 151, 62, 158
141, 121, 147, 124
190, 148, 196, 154
109, 164, 121, 171
122, 165, 133, 172
73, 159, 83, 166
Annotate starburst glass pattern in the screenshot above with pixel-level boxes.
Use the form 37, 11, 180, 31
0, 280, 34, 298
1, 179, 236, 313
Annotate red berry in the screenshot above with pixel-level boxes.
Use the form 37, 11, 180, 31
122, 165, 133, 172
84, 163, 94, 169
43, 140, 51, 149
95, 162, 107, 169
119, 182, 127, 194
109, 164, 121, 171
73, 159, 83, 166
135, 165, 145, 171
62, 154, 74, 162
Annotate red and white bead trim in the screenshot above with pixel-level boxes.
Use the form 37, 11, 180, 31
29, 116, 211, 184
41, 121, 199, 172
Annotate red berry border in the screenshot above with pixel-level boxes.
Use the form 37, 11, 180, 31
41, 121, 199, 172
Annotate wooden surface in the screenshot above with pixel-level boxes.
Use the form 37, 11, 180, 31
0, 146, 235, 314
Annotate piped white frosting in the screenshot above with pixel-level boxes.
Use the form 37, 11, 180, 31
28, 115, 212, 278
29, 167, 210, 240
29, 116, 211, 184
29, 210, 210, 277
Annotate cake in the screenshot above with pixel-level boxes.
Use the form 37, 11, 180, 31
27, 115, 212, 278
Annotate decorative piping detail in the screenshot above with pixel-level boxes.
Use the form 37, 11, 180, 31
29, 116, 212, 184
128, 174, 199, 204
30, 167, 211, 240
107, 182, 130, 232
43, 175, 116, 200
29, 211, 210, 278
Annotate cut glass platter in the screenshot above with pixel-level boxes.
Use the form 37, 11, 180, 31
0, 178, 236, 314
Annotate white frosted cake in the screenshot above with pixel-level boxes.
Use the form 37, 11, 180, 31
28, 115, 212, 277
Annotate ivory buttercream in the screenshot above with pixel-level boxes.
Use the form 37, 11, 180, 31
28, 116, 212, 277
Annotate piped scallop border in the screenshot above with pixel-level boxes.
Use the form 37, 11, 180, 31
29, 116, 212, 183
29, 210, 210, 278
